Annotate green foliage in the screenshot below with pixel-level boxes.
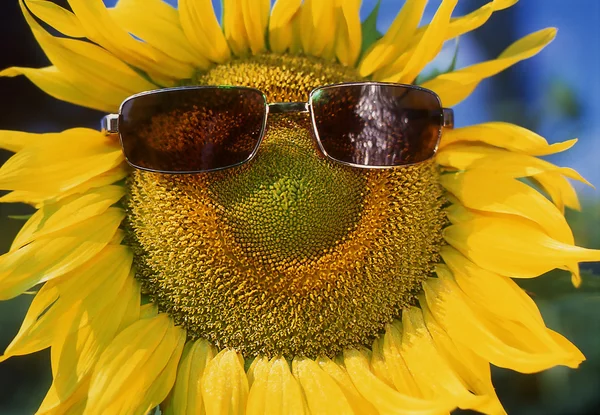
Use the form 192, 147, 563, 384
548, 79, 583, 119
359, 0, 383, 61
517, 269, 600, 300
7, 214, 32, 221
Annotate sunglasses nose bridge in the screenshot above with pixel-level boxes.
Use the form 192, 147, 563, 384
267, 102, 310, 115
258, 103, 327, 163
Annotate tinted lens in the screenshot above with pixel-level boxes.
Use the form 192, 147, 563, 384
310, 84, 443, 167
119, 87, 267, 172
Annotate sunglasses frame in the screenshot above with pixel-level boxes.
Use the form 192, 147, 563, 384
102, 82, 454, 174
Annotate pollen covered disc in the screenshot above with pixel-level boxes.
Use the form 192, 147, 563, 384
126, 55, 446, 358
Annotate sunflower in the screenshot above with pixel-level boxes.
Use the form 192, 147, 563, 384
1, 0, 599, 414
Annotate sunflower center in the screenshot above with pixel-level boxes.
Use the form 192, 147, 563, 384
126, 54, 446, 358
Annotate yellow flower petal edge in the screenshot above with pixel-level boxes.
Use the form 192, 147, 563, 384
292, 357, 355, 414
11, 185, 124, 251
269, 0, 303, 54
343, 348, 456, 415
334, 0, 362, 67
109, 0, 211, 70
358, 0, 428, 77
179, 0, 231, 64
400, 308, 489, 410
0, 66, 114, 112
246, 357, 306, 415
424, 271, 585, 374
439, 122, 578, 156
163, 339, 216, 415
0, 208, 124, 301
22, 0, 156, 111
404, 0, 519, 61
39, 274, 140, 414
24, 0, 85, 38
445, 209, 600, 276
0, 128, 123, 194
1, 1, 599, 414
200, 349, 249, 415
0, 166, 128, 207
375, 0, 458, 83
440, 171, 574, 243
67, 0, 193, 84
422, 28, 557, 106
86, 313, 186, 415
223, 0, 270, 56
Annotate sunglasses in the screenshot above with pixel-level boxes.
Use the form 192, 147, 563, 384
101, 82, 454, 174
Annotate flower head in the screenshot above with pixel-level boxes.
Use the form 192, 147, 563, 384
1, 0, 598, 414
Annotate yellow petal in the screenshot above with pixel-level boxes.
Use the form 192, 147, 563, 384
440, 171, 573, 243
316, 356, 378, 414
532, 170, 581, 212
299, 0, 336, 58
179, 0, 231, 63
241, 0, 270, 55
440, 246, 544, 326
0, 128, 124, 194
422, 28, 556, 106
375, 0, 459, 83
223, 0, 269, 56
369, 338, 395, 388
40, 276, 140, 414
0, 208, 124, 300
291, 357, 354, 415
11, 185, 124, 251
406, 0, 518, 57
36, 378, 90, 415
437, 144, 591, 187
201, 349, 249, 415
358, 0, 427, 77
334, 0, 362, 67
419, 300, 506, 415
445, 0, 517, 39
443, 213, 600, 279
436, 264, 582, 358
0, 165, 128, 207
109, 0, 210, 69
269, 0, 303, 53
163, 339, 216, 415
1, 244, 132, 358
343, 348, 455, 415
246, 357, 270, 413
0, 129, 65, 153
439, 122, 577, 156
0, 66, 114, 112
382, 322, 423, 397
66, 0, 192, 83
0, 131, 39, 153
22, 0, 156, 107
247, 357, 306, 415
400, 308, 487, 410
87, 314, 186, 415
423, 275, 585, 373
25, 0, 85, 37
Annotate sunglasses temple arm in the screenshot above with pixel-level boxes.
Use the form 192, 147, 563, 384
101, 114, 119, 134
442, 108, 454, 129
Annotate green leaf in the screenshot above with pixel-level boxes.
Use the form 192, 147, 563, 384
8, 214, 33, 221
415, 38, 460, 85
359, 0, 383, 61
517, 269, 600, 300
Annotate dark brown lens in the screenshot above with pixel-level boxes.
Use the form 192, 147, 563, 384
310, 84, 443, 167
119, 87, 267, 172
